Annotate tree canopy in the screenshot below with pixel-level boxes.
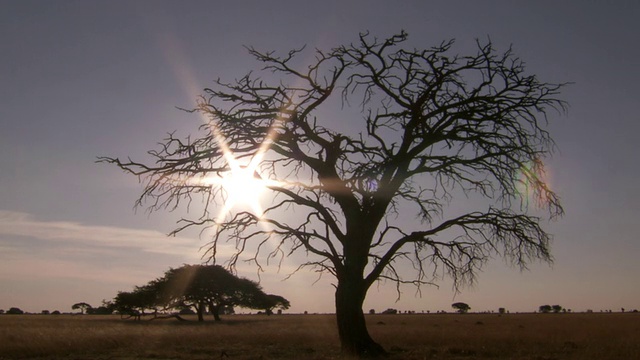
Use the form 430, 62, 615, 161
101, 31, 565, 357
160, 264, 270, 321
539, 304, 552, 313
452, 302, 471, 314
6, 307, 24, 315
112, 264, 288, 322
254, 293, 291, 315
71, 302, 92, 315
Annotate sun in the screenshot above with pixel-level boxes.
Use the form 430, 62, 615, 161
201, 134, 283, 224
220, 164, 266, 214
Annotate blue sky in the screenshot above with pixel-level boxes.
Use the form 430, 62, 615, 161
1, 0, 639, 314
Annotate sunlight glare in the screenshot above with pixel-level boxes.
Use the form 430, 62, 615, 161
220, 163, 266, 216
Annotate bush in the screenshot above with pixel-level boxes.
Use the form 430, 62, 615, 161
87, 306, 113, 315
539, 305, 552, 313
7, 307, 24, 315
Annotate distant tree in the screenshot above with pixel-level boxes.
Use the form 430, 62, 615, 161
71, 302, 92, 315
113, 291, 141, 319
51, 310, 61, 315
101, 31, 566, 357
498, 307, 506, 314
381, 308, 398, 315
7, 307, 24, 315
452, 302, 471, 314
160, 264, 277, 322
113, 283, 164, 320
41, 310, 50, 315
551, 305, 563, 313
369, 309, 376, 315
253, 293, 291, 315
539, 305, 552, 313
267, 294, 291, 314
87, 305, 114, 315
0, 309, 4, 314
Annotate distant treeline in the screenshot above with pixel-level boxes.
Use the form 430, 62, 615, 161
1, 264, 289, 321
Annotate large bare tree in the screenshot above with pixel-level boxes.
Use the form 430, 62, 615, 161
100, 31, 565, 357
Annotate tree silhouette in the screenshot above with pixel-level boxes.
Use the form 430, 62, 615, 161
159, 264, 282, 321
100, 31, 565, 357
539, 304, 552, 313
452, 302, 471, 314
255, 293, 291, 315
162, 264, 239, 321
6, 307, 24, 315
113, 292, 144, 319
71, 302, 92, 315
87, 300, 115, 315
113, 282, 165, 320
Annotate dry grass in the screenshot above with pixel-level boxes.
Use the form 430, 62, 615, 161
0, 312, 638, 359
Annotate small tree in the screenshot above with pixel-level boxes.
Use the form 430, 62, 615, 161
552, 304, 563, 313
7, 307, 24, 315
90, 300, 116, 315
452, 302, 471, 314
71, 302, 92, 315
498, 307, 506, 314
253, 293, 291, 315
113, 286, 162, 320
539, 304, 552, 313
87, 305, 114, 315
160, 264, 280, 321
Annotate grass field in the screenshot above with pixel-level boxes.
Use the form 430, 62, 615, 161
0, 312, 638, 359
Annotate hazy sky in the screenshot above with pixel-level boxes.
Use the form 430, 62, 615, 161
1, 1, 639, 314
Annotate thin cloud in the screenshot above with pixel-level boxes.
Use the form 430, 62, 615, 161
0, 210, 204, 257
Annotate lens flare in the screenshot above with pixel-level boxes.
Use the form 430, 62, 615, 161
515, 158, 553, 208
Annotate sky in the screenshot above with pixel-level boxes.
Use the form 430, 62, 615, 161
1, 0, 639, 315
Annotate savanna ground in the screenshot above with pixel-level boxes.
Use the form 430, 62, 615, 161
0, 313, 638, 359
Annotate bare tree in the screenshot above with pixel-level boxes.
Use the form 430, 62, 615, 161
100, 31, 565, 357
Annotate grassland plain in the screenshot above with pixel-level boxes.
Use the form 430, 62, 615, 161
0, 313, 638, 359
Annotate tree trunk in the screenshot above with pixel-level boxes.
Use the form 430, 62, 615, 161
210, 303, 222, 322
335, 277, 387, 358
196, 302, 205, 322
